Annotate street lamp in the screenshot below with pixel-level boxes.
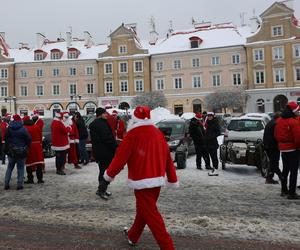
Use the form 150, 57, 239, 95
4, 96, 17, 114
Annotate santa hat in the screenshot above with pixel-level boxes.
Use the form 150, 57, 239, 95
133, 106, 151, 121
22, 115, 31, 122
4, 113, 11, 118
195, 113, 202, 120
63, 112, 69, 118
207, 112, 215, 116
13, 114, 22, 122
54, 112, 63, 119
32, 110, 39, 117
288, 101, 300, 113
112, 110, 118, 115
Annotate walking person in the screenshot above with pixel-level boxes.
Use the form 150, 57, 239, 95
23, 116, 45, 184
1, 114, 10, 165
204, 112, 221, 176
189, 113, 209, 170
4, 114, 31, 190
274, 101, 300, 199
98, 106, 178, 250
51, 112, 72, 175
32, 110, 44, 130
89, 107, 117, 199
74, 112, 89, 165
263, 112, 282, 184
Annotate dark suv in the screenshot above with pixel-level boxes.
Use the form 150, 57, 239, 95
156, 118, 195, 169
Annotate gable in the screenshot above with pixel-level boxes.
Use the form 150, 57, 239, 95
109, 24, 133, 38
260, 2, 293, 19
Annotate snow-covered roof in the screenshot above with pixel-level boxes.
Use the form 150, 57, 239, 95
8, 40, 108, 63
147, 24, 251, 55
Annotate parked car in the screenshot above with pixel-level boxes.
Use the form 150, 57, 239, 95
42, 118, 55, 158
156, 118, 195, 169
220, 116, 268, 176
244, 113, 271, 125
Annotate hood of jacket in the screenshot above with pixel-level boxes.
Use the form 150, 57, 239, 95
9, 121, 23, 130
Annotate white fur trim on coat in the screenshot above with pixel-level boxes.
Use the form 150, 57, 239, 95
51, 144, 70, 151
104, 171, 114, 182
127, 119, 154, 132
128, 176, 165, 190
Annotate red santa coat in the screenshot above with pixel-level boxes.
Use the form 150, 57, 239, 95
106, 113, 117, 138
116, 119, 126, 140
24, 124, 44, 168
51, 118, 71, 151
68, 122, 79, 164
104, 120, 179, 190
35, 118, 44, 131
1, 121, 8, 143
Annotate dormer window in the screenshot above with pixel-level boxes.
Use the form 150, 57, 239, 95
34, 49, 46, 61
189, 36, 202, 49
67, 48, 80, 59
272, 25, 283, 37
119, 45, 127, 54
51, 49, 63, 60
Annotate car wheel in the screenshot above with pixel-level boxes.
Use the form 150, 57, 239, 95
176, 154, 186, 169
260, 151, 269, 178
221, 161, 226, 170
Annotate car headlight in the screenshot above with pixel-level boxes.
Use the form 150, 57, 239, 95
168, 140, 180, 147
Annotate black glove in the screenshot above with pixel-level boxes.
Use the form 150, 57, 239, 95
98, 179, 110, 193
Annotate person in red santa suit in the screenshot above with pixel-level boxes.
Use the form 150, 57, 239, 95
32, 110, 44, 131
111, 110, 126, 142
67, 115, 81, 169
51, 112, 72, 175
99, 106, 178, 250
23, 115, 45, 184
1, 113, 10, 165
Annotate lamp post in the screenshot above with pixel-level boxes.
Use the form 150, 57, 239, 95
69, 94, 81, 115
4, 96, 17, 114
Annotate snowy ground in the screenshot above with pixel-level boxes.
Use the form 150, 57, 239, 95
0, 138, 299, 246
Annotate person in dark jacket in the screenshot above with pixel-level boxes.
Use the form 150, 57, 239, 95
4, 114, 31, 190
74, 112, 89, 165
89, 107, 117, 199
189, 113, 210, 170
204, 112, 221, 176
274, 101, 300, 200
263, 112, 282, 184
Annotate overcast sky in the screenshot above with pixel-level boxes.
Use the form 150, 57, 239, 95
1, 0, 300, 47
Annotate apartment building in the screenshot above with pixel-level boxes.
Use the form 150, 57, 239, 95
150, 23, 250, 114
246, 1, 300, 113
97, 23, 150, 109
10, 32, 106, 117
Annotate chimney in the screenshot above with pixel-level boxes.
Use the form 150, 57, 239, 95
84, 31, 93, 48
0, 32, 5, 40
66, 31, 72, 47
36, 32, 46, 48
194, 21, 212, 29
19, 42, 30, 50
149, 30, 159, 45
125, 23, 137, 34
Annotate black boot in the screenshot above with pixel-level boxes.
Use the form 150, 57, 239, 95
25, 167, 34, 184
265, 176, 279, 184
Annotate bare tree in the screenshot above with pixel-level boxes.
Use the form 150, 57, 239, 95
205, 87, 247, 113
131, 91, 167, 110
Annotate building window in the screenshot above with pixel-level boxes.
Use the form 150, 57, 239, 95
256, 99, 265, 113
253, 49, 264, 61
69, 84, 77, 95
105, 81, 113, 93
274, 68, 285, 83
86, 66, 93, 75
36, 85, 44, 96
0, 86, 7, 97
192, 58, 200, 68
69, 67, 76, 76
119, 62, 127, 73
52, 68, 60, 77
272, 47, 284, 60
34, 53, 44, 61
0, 69, 8, 79
119, 45, 127, 54
293, 44, 300, 58
212, 74, 221, 86
104, 63, 113, 74
232, 54, 240, 64
20, 70, 27, 78
211, 56, 220, 65
156, 61, 163, 71
68, 51, 77, 59
20, 86, 28, 96
174, 77, 183, 89
87, 83, 94, 94
52, 85, 60, 95
295, 67, 300, 81
51, 52, 60, 60
272, 25, 283, 37
192, 76, 202, 88
36, 69, 43, 77
233, 73, 242, 85
255, 70, 265, 84
135, 79, 144, 92
134, 61, 143, 72
173, 60, 181, 69
120, 80, 128, 92
156, 78, 165, 90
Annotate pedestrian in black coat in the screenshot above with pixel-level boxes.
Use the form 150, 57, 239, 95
189, 114, 210, 169
204, 112, 221, 174
89, 107, 117, 197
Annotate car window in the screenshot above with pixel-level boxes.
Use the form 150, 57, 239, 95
157, 122, 185, 135
228, 120, 264, 131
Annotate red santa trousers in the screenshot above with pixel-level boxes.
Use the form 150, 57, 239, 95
127, 187, 175, 250
67, 143, 78, 164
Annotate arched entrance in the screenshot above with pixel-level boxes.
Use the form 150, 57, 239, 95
119, 102, 130, 110
84, 101, 97, 115
256, 99, 265, 113
49, 103, 63, 117
192, 99, 202, 113
273, 95, 288, 112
